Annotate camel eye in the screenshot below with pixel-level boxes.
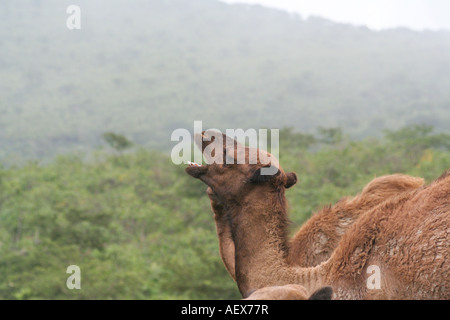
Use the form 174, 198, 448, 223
250, 166, 281, 184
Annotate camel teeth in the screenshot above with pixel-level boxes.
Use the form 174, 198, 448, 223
187, 161, 202, 167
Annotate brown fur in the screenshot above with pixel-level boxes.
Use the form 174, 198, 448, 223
210, 174, 424, 280
244, 284, 310, 300
243, 285, 333, 300
208, 191, 236, 279
325, 174, 450, 299
186, 132, 449, 300
288, 174, 425, 267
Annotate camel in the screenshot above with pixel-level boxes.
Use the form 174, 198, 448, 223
208, 174, 424, 280
288, 173, 425, 267
244, 285, 333, 300
186, 131, 449, 300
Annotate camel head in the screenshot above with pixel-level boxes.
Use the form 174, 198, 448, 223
185, 131, 298, 205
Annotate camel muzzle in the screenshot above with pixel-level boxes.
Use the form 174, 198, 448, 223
185, 161, 208, 179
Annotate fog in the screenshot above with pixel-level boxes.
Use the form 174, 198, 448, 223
0, 0, 449, 161
220, 0, 450, 30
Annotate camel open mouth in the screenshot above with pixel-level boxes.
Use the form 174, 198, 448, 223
185, 162, 220, 201
187, 161, 203, 167
185, 130, 230, 181
185, 161, 208, 179
185, 131, 220, 180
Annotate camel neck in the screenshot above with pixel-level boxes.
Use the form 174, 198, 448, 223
227, 191, 327, 297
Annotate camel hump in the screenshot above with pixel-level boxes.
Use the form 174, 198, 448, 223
360, 174, 425, 198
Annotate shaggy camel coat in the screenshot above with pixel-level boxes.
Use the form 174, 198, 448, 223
210, 174, 424, 281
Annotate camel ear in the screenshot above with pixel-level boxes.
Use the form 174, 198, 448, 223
285, 172, 298, 189
250, 166, 281, 184
309, 286, 333, 300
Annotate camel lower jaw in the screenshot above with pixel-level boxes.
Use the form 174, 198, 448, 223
185, 161, 208, 179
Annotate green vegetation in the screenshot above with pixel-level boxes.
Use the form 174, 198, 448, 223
102, 132, 134, 153
1, 0, 450, 162
0, 126, 448, 299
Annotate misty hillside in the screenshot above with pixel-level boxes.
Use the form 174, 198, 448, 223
1, 0, 450, 161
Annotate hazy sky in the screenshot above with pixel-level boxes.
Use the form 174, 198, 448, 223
220, 0, 450, 31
